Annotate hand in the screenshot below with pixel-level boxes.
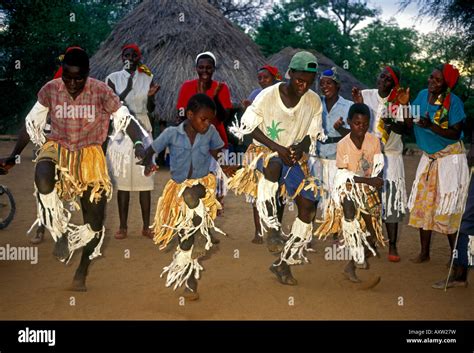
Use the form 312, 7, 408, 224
134, 144, 146, 160
369, 177, 384, 190
241, 99, 251, 109
351, 87, 363, 104
274, 145, 294, 166
0, 156, 17, 175
197, 80, 207, 93
289, 144, 303, 164
148, 82, 160, 96
214, 82, 223, 98
416, 116, 432, 129
221, 165, 240, 178
333, 117, 345, 130
396, 87, 410, 105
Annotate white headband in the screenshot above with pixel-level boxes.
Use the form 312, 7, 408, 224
195, 51, 217, 66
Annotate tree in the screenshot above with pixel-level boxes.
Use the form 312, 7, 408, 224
329, 0, 380, 36
0, 0, 141, 133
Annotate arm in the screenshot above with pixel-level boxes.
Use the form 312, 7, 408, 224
417, 119, 463, 140
334, 117, 350, 137
354, 175, 384, 189
251, 127, 293, 166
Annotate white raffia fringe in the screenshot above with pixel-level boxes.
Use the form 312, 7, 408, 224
25, 102, 48, 147
161, 247, 203, 291
229, 115, 260, 141
212, 161, 228, 198
28, 189, 71, 242
382, 178, 407, 219
340, 218, 376, 265
162, 199, 225, 252
275, 217, 313, 266
64, 224, 104, 264
408, 153, 469, 216
255, 178, 279, 231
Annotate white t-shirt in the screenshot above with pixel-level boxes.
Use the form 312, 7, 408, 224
241, 82, 323, 147
362, 89, 403, 154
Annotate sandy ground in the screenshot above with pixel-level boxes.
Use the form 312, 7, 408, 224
0, 141, 472, 321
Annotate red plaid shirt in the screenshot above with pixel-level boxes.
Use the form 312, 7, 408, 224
37, 78, 121, 151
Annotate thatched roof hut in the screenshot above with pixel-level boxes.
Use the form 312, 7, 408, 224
267, 47, 368, 100
90, 0, 266, 122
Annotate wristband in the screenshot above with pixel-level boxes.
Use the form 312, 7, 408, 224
134, 140, 144, 148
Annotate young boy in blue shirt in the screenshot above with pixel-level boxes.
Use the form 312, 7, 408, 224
141, 93, 234, 301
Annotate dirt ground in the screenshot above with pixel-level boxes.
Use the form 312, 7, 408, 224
0, 141, 472, 320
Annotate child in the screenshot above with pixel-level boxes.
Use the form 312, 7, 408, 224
315, 103, 385, 288
141, 93, 233, 301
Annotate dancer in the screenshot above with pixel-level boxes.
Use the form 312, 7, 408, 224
352, 66, 409, 262
0, 48, 148, 291
141, 93, 235, 300
315, 103, 385, 287
229, 51, 324, 285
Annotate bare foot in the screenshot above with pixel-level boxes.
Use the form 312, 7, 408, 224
410, 254, 430, 263
30, 227, 45, 244
69, 274, 87, 292
269, 262, 297, 286
251, 234, 264, 244
343, 262, 361, 283
210, 232, 220, 245
191, 234, 207, 259
266, 229, 285, 253
183, 288, 199, 301
183, 273, 199, 300
53, 235, 69, 262
356, 276, 381, 290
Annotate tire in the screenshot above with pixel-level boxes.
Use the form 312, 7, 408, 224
0, 185, 16, 230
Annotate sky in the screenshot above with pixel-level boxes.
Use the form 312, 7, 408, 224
363, 0, 438, 33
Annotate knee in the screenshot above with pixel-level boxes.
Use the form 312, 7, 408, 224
35, 161, 56, 194
342, 198, 356, 220
263, 161, 282, 183
179, 235, 194, 251
298, 198, 316, 222
182, 188, 200, 209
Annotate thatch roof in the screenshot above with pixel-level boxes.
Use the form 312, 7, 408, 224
267, 47, 368, 100
90, 0, 266, 122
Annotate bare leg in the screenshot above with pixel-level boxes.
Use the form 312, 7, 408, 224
70, 187, 107, 291
117, 190, 129, 231
410, 229, 431, 263
386, 222, 400, 261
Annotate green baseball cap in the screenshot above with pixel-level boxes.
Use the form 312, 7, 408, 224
289, 51, 318, 72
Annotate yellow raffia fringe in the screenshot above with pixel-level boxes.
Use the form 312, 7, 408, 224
37, 141, 112, 206
315, 186, 385, 247
228, 144, 323, 200
152, 174, 220, 250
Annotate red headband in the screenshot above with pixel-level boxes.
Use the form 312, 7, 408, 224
122, 43, 142, 59
53, 46, 84, 79
385, 66, 399, 87
260, 65, 282, 80
442, 64, 460, 89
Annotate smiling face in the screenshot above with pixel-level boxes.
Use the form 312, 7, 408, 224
196, 58, 215, 84
288, 70, 316, 97
257, 69, 275, 89
187, 106, 215, 134
121, 48, 140, 71
62, 64, 88, 97
427, 69, 447, 95
319, 77, 339, 99
376, 68, 396, 97
349, 113, 370, 139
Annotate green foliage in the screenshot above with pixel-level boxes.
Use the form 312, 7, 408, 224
0, 0, 141, 133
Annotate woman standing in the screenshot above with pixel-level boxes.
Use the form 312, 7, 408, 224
407, 63, 469, 263
106, 43, 159, 239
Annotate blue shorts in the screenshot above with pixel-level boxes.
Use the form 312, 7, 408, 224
256, 156, 320, 202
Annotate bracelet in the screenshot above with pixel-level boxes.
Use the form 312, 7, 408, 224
134, 140, 144, 148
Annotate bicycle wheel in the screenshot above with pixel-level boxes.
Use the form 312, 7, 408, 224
0, 185, 16, 229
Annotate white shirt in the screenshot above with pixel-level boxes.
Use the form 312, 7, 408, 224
106, 69, 153, 132
362, 89, 403, 154
241, 83, 324, 147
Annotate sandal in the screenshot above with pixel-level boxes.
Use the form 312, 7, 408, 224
114, 228, 127, 240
